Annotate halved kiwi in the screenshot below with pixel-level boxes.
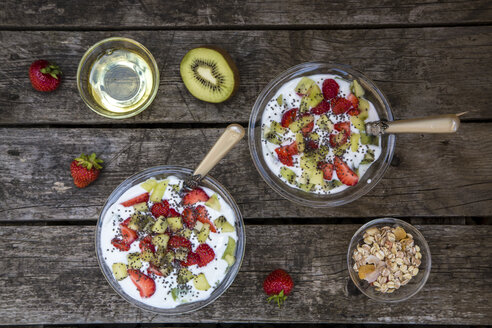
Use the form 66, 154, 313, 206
180, 46, 239, 103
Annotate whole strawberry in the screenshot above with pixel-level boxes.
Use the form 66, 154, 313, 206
263, 269, 294, 307
29, 60, 62, 92
70, 153, 103, 188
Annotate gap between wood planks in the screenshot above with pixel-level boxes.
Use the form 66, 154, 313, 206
0, 119, 489, 130
0, 217, 489, 227
0, 21, 491, 32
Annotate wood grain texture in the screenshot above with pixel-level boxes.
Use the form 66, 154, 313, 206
1, 125, 491, 221
1, 0, 491, 28
0, 225, 490, 325
0, 27, 491, 124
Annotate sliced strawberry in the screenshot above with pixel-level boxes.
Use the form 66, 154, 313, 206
139, 235, 155, 253
195, 243, 215, 267
182, 188, 209, 205
181, 252, 200, 267
167, 208, 180, 217
329, 132, 348, 148
151, 200, 169, 218
120, 225, 138, 245
195, 205, 217, 233
332, 98, 352, 115
301, 121, 314, 135
319, 162, 334, 180
120, 193, 149, 207
121, 217, 131, 227
311, 100, 330, 115
182, 208, 196, 228
111, 238, 130, 251
306, 139, 319, 150
275, 146, 294, 167
334, 121, 351, 137
322, 79, 339, 99
334, 156, 359, 186
168, 235, 192, 251
347, 107, 361, 116
128, 269, 156, 298
285, 141, 298, 156
347, 93, 359, 108
147, 263, 163, 276
280, 108, 298, 128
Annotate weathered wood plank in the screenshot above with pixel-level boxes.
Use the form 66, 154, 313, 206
0, 27, 491, 124
0, 225, 490, 325
0, 124, 491, 220
1, 0, 491, 28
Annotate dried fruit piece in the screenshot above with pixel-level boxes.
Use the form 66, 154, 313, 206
358, 264, 376, 280
393, 226, 407, 241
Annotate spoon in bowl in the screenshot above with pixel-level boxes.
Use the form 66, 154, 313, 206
182, 124, 245, 192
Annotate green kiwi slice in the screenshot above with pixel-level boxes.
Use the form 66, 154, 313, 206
180, 46, 239, 103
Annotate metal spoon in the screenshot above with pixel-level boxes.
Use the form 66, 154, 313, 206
183, 124, 245, 191
365, 113, 466, 136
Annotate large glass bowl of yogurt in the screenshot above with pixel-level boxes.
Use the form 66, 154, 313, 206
248, 62, 395, 207
96, 166, 245, 314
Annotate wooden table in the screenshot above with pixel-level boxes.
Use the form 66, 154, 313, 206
1, 1, 491, 326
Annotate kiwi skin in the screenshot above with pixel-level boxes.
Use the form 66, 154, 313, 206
182, 45, 240, 103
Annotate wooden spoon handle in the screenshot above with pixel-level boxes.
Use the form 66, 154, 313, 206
193, 124, 245, 177
385, 114, 461, 134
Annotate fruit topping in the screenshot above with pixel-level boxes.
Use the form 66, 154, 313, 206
334, 156, 359, 186
168, 235, 192, 251
329, 131, 348, 148
139, 235, 156, 253
205, 193, 221, 211
351, 79, 365, 97
140, 178, 157, 192
128, 269, 156, 298
70, 153, 103, 188
177, 268, 194, 284
127, 252, 143, 269
180, 47, 239, 103
301, 121, 314, 135
120, 225, 138, 246
121, 193, 149, 207
152, 234, 170, 249
112, 263, 128, 281
195, 205, 217, 233
332, 97, 352, 115
182, 208, 197, 228
281, 108, 298, 128
193, 273, 211, 291
263, 269, 294, 307
361, 149, 376, 164
319, 162, 334, 181
213, 216, 235, 233
182, 188, 210, 205
196, 243, 215, 267
152, 217, 168, 233
151, 201, 170, 218
310, 100, 330, 115
357, 264, 376, 280
334, 121, 351, 137
222, 237, 236, 267
147, 263, 164, 277
111, 238, 130, 251
181, 252, 200, 267
150, 180, 168, 203
322, 79, 339, 99
289, 115, 313, 133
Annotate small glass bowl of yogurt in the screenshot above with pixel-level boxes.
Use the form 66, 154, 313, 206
248, 62, 395, 207
95, 165, 245, 314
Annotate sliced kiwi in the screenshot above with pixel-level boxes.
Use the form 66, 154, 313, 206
180, 46, 239, 103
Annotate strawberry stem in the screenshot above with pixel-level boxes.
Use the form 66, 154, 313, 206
266, 290, 287, 308
40, 63, 62, 80
74, 153, 103, 170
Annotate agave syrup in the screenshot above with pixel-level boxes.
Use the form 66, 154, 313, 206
88, 48, 154, 113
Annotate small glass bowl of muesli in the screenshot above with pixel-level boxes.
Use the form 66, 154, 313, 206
347, 218, 431, 302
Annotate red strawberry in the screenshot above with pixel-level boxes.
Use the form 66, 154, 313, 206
318, 162, 334, 180
168, 235, 192, 251
29, 60, 62, 92
347, 93, 359, 109
139, 235, 155, 253
195, 205, 217, 233
263, 269, 294, 307
181, 252, 200, 267
120, 225, 138, 245
334, 121, 351, 137
195, 243, 215, 267
151, 201, 169, 218
301, 121, 314, 135
182, 188, 210, 205
322, 79, 339, 99
275, 146, 294, 166
286, 142, 298, 156
182, 208, 197, 228
111, 238, 130, 251
332, 98, 352, 115
121, 193, 149, 207
311, 100, 330, 115
329, 132, 348, 148
280, 108, 298, 128
334, 156, 359, 186
121, 217, 131, 226
147, 263, 163, 276
347, 107, 361, 116
167, 208, 180, 217
128, 269, 156, 298
70, 153, 103, 188
306, 139, 319, 150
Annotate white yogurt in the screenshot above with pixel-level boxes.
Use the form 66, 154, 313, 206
100, 175, 238, 308
261, 74, 382, 194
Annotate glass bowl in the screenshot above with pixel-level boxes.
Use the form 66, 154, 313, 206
77, 37, 159, 119
95, 166, 246, 314
347, 218, 431, 302
248, 62, 396, 207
